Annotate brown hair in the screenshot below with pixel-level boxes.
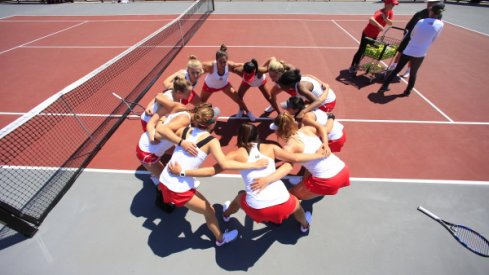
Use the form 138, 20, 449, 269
190, 103, 215, 129
172, 75, 192, 93
215, 44, 228, 60
237, 123, 260, 153
273, 113, 298, 140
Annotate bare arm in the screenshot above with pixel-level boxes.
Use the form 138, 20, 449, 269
369, 16, 384, 32
296, 83, 328, 119
269, 85, 283, 114
272, 144, 325, 163
162, 70, 186, 91
302, 113, 331, 156
168, 161, 223, 177
250, 162, 294, 192
155, 114, 198, 156
209, 139, 268, 170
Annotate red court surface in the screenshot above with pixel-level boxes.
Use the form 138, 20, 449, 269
1, 14, 488, 181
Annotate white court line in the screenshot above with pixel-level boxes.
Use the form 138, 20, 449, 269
0, 19, 172, 23
332, 20, 454, 123
444, 20, 489, 38
79, 168, 488, 186
5, 166, 486, 186
0, 21, 88, 56
1, 112, 488, 125
332, 20, 359, 43
22, 45, 358, 50
0, 111, 140, 119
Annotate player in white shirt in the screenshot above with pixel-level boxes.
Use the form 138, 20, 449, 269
169, 123, 327, 232
378, 3, 445, 96
200, 44, 256, 121
231, 59, 272, 121
281, 96, 346, 153
140, 76, 192, 132
270, 113, 350, 200
277, 69, 337, 120
156, 104, 269, 246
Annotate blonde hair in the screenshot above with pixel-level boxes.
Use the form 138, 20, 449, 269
273, 113, 298, 140
268, 60, 286, 73
172, 75, 192, 93
187, 55, 203, 73
190, 103, 215, 129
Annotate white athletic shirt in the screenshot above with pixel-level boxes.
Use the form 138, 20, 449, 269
295, 131, 345, 178
311, 110, 344, 141
244, 73, 266, 88
138, 111, 190, 156
140, 90, 173, 123
204, 62, 229, 89
295, 76, 336, 105
239, 143, 290, 209
404, 18, 444, 58
183, 69, 198, 88
159, 128, 210, 192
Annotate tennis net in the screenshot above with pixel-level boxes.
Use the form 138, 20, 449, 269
0, 0, 214, 237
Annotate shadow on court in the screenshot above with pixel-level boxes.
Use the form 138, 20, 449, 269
131, 173, 214, 257
0, 226, 27, 250
215, 195, 324, 271
367, 91, 407, 104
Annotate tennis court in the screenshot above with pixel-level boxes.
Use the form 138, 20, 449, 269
1, 1, 488, 274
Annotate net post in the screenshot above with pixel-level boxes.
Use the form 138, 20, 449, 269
0, 207, 37, 237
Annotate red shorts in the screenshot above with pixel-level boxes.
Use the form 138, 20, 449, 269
319, 100, 336, 113
304, 166, 350, 195
329, 131, 346, 153
241, 78, 268, 88
202, 82, 230, 93
240, 193, 297, 224
140, 119, 147, 132
159, 183, 196, 207
285, 88, 298, 97
135, 144, 159, 164
181, 90, 197, 105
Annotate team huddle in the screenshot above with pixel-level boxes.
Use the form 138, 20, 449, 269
135, 44, 350, 246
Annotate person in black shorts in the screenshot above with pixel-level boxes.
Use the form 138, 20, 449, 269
389, 0, 441, 78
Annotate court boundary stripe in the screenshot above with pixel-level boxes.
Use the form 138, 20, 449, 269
0, 21, 88, 56
1, 112, 488, 125
2, 166, 487, 186
81, 168, 489, 186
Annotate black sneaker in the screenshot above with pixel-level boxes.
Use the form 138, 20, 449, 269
155, 191, 175, 213
378, 86, 390, 93
348, 66, 357, 74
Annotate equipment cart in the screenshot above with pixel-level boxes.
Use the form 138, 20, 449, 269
356, 26, 406, 83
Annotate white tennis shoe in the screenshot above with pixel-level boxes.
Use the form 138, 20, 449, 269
300, 211, 312, 233
216, 229, 238, 246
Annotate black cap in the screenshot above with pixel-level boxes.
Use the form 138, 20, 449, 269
431, 3, 445, 14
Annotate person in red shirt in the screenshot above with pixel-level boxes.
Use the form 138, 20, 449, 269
349, 0, 399, 75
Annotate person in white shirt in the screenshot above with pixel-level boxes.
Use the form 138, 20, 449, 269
140, 76, 192, 132
378, 3, 445, 96
270, 113, 350, 200
200, 44, 257, 121
276, 69, 336, 121
168, 123, 328, 232
156, 104, 269, 246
